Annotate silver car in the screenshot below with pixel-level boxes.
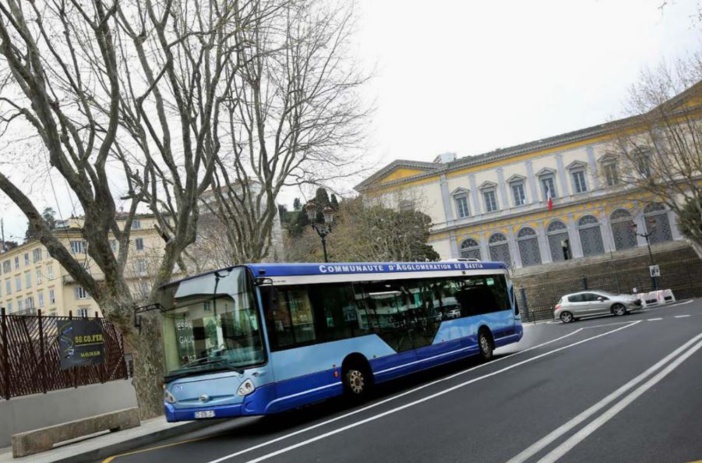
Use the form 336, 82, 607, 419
555, 290, 643, 323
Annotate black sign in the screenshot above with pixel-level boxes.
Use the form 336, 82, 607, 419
57, 319, 105, 369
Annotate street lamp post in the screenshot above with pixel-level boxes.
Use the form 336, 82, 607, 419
305, 202, 334, 263
631, 219, 658, 291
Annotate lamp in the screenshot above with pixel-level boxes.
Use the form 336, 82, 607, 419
305, 202, 334, 262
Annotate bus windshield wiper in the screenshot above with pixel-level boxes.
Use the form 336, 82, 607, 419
164, 358, 244, 382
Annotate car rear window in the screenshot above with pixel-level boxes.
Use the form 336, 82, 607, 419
568, 294, 584, 303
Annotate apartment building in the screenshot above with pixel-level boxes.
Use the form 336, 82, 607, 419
0, 215, 164, 316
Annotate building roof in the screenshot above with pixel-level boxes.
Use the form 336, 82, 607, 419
355, 80, 702, 193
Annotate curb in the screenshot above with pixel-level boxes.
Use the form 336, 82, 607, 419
51, 419, 225, 463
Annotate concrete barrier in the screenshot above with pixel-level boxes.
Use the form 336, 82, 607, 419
11, 407, 140, 457
638, 289, 676, 307
0, 380, 138, 448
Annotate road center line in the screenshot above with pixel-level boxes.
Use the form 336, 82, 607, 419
539, 338, 702, 462
205, 322, 640, 463
507, 331, 702, 463
675, 315, 691, 318
647, 318, 663, 321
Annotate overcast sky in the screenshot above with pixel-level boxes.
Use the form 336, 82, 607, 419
354, 0, 702, 163
1, 0, 701, 242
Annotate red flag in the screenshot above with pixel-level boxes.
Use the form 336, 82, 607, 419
547, 187, 553, 211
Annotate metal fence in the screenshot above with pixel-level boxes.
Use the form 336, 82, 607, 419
0, 309, 128, 400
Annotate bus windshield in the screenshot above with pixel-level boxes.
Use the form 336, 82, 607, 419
160, 268, 265, 381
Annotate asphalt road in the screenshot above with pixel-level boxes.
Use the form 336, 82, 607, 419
103, 299, 702, 463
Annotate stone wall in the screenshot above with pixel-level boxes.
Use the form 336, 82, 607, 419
0, 379, 138, 448
512, 241, 702, 321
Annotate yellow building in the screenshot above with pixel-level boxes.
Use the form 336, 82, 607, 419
0, 215, 164, 316
355, 95, 689, 269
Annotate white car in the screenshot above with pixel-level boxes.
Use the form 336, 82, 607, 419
554, 290, 643, 323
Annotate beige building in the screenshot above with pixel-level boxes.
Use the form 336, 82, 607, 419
355, 88, 695, 268
0, 215, 164, 316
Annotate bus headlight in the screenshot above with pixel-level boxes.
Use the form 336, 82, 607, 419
164, 389, 177, 404
237, 379, 255, 396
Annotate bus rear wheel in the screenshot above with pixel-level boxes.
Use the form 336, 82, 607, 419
478, 329, 494, 362
342, 363, 373, 400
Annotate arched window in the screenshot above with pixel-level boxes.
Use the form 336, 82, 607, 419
610, 209, 637, 251
460, 238, 481, 260
546, 220, 569, 262
643, 202, 673, 244
488, 233, 512, 267
578, 215, 605, 256
517, 227, 541, 267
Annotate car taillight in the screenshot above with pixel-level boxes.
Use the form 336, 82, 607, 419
555, 304, 561, 310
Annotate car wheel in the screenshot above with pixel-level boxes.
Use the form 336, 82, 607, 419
560, 311, 574, 323
478, 328, 494, 361
611, 303, 626, 316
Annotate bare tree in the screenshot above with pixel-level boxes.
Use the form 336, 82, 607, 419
204, 0, 370, 264
609, 55, 702, 257
0, 0, 282, 417
285, 196, 439, 263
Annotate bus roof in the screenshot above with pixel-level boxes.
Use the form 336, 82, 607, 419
247, 261, 507, 277
162, 260, 508, 289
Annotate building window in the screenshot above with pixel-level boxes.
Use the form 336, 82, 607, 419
132, 219, 141, 230
14, 256, 19, 269
110, 240, 118, 252
135, 238, 145, 251
2, 261, 9, 273
17, 300, 22, 312
603, 162, 619, 187
76, 308, 89, 318
571, 170, 588, 194
460, 238, 481, 260
49, 288, 56, 304
483, 190, 498, 213
25, 272, 31, 289
15, 276, 21, 292
540, 176, 557, 200
455, 195, 470, 218
36, 269, 42, 285
24, 253, 30, 266
70, 240, 86, 254
25, 297, 34, 310
47, 265, 54, 280
33, 249, 42, 263
511, 182, 526, 206
137, 259, 147, 276
38, 292, 45, 308
398, 200, 414, 212
75, 286, 90, 300
6, 301, 12, 313
5, 279, 10, 295
635, 153, 651, 178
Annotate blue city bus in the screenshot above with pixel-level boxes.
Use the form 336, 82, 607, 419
158, 261, 523, 422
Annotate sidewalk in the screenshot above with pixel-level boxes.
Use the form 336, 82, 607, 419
0, 418, 223, 463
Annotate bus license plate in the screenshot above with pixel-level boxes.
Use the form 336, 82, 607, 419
194, 410, 215, 419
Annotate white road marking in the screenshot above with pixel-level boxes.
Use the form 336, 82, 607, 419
507, 331, 702, 463
675, 315, 691, 318
538, 338, 702, 462
647, 318, 663, 321
202, 329, 584, 463
204, 322, 640, 463
581, 321, 635, 330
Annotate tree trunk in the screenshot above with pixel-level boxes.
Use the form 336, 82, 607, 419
123, 312, 165, 419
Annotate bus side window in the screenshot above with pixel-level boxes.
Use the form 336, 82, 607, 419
261, 286, 294, 351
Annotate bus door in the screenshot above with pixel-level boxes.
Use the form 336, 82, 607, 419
355, 282, 419, 380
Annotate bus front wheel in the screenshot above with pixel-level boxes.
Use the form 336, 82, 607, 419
478, 329, 494, 362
